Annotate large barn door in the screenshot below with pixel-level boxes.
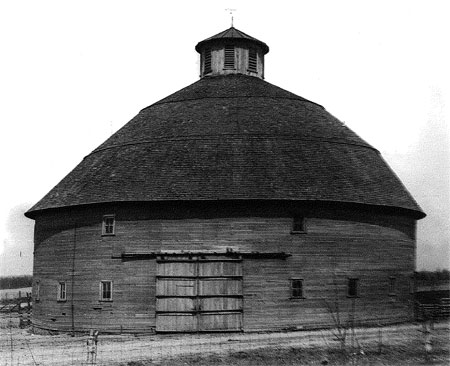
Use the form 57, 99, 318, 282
197, 258, 243, 331
156, 259, 197, 332
156, 256, 242, 332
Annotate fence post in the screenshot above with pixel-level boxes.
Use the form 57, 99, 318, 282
422, 321, 432, 360
377, 324, 382, 354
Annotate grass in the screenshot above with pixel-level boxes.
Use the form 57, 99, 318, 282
123, 327, 450, 366
125, 346, 449, 366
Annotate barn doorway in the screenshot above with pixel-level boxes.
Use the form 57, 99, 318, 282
155, 255, 243, 332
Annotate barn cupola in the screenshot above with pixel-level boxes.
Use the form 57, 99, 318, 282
195, 26, 269, 79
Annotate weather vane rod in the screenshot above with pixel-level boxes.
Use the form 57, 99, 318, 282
225, 8, 237, 27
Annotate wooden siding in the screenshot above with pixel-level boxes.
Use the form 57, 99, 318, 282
32, 202, 416, 333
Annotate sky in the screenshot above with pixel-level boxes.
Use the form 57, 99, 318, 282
0, 0, 449, 276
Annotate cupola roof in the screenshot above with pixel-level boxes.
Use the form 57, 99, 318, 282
195, 26, 269, 54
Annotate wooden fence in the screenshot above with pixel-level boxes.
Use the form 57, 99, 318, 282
415, 298, 450, 321
0, 293, 32, 328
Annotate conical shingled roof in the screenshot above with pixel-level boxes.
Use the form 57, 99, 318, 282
26, 74, 424, 219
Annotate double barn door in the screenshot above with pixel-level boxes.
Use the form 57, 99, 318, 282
156, 256, 243, 332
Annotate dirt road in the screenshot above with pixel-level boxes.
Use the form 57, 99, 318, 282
1, 318, 448, 366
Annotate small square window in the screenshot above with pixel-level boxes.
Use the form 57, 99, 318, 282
291, 217, 306, 233
57, 282, 66, 301
100, 281, 113, 301
102, 215, 115, 236
290, 279, 304, 298
389, 277, 397, 296
347, 278, 359, 298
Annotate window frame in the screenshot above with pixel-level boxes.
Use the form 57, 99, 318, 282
57, 281, 67, 302
290, 278, 305, 299
409, 275, 415, 294
388, 276, 397, 296
99, 281, 113, 302
35, 280, 40, 302
291, 216, 306, 234
102, 215, 115, 236
347, 278, 359, 298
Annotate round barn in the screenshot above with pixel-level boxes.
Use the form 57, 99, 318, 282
25, 27, 425, 334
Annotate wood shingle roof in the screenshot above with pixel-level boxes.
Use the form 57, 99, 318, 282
195, 27, 269, 54
26, 74, 424, 219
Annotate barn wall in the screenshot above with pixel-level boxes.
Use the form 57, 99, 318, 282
32, 203, 416, 333
32, 210, 157, 333
243, 215, 415, 331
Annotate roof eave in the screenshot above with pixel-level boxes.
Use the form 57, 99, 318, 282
195, 39, 269, 54
24, 198, 426, 221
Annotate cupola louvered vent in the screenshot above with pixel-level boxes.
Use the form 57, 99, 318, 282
224, 45, 235, 69
204, 49, 212, 74
248, 48, 257, 73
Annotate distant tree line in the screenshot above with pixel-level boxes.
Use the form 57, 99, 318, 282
0, 275, 33, 289
415, 269, 450, 283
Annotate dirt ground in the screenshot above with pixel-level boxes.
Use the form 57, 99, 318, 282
1, 315, 449, 366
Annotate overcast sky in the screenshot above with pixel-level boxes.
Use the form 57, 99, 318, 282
1, 0, 449, 276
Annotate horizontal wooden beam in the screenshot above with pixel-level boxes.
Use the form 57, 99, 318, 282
156, 275, 243, 279
113, 251, 291, 261
157, 258, 243, 263
243, 252, 291, 259
156, 294, 243, 298
156, 310, 243, 315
